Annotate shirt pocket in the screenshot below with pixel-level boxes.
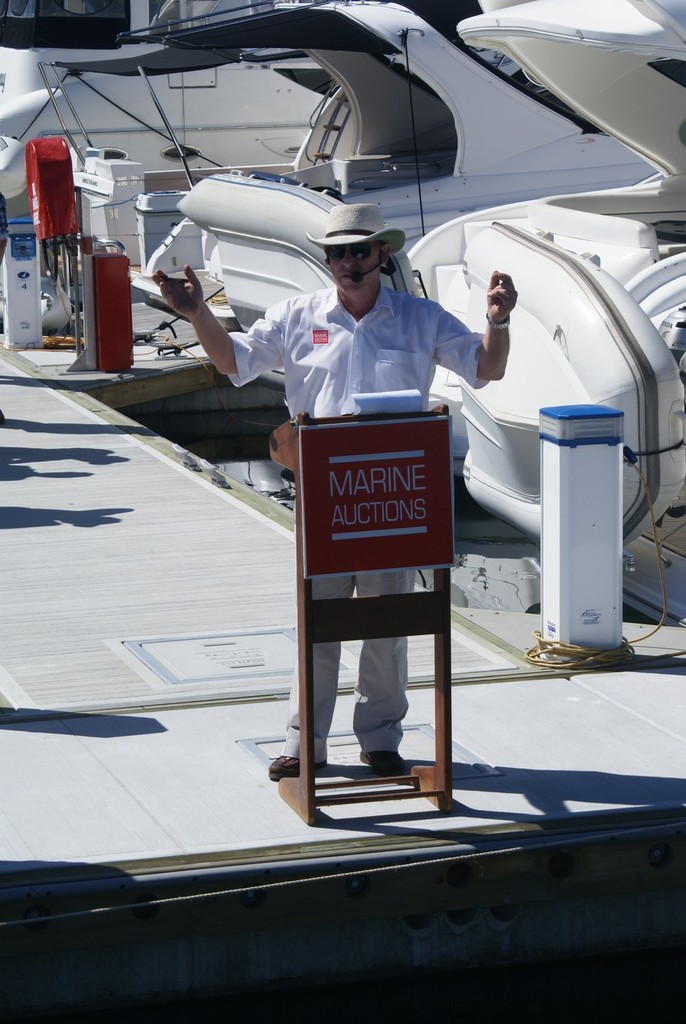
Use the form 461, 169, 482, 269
374, 349, 422, 392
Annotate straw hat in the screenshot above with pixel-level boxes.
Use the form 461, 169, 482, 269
307, 203, 405, 253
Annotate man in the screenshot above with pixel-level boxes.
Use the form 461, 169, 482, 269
153, 203, 517, 781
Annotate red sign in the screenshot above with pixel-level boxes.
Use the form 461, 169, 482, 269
299, 415, 454, 576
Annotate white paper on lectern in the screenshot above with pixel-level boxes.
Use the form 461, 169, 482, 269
341, 389, 423, 415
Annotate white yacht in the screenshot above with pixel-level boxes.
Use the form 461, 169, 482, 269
146, 0, 656, 327
410, 0, 686, 619
0, 0, 329, 215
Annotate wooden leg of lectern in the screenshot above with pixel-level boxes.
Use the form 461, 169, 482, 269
278, 570, 317, 824
434, 567, 454, 803
413, 567, 453, 812
278, 776, 316, 825
277, 631, 317, 824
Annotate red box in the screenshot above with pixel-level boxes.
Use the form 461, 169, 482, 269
299, 415, 454, 577
93, 253, 133, 372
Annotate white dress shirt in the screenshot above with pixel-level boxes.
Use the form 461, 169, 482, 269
228, 285, 484, 418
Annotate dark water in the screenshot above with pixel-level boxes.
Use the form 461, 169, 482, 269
20, 944, 686, 1023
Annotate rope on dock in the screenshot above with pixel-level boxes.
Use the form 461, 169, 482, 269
524, 632, 635, 669
1, 817, 683, 931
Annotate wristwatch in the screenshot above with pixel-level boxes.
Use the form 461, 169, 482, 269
486, 314, 510, 329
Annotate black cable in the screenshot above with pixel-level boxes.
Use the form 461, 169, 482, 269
399, 27, 426, 238
624, 440, 684, 459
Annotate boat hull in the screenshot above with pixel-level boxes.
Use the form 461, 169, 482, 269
178, 174, 417, 327
456, 220, 685, 543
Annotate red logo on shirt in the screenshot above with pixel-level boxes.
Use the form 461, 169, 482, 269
312, 329, 329, 345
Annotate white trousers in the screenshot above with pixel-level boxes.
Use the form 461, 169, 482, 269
283, 569, 416, 762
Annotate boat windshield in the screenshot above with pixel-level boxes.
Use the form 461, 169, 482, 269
0, 0, 274, 48
0, 0, 129, 48
149, 0, 272, 30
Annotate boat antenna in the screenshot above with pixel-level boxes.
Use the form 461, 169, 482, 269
137, 65, 195, 189
398, 27, 426, 238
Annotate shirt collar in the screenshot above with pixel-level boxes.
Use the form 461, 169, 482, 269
327, 284, 396, 319
375, 285, 395, 315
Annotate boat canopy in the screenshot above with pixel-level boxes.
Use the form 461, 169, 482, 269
130, 4, 403, 56
54, 47, 235, 77
457, 0, 686, 176
120, 1, 483, 56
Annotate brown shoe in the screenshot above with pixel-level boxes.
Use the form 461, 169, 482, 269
0, 410, 4, 425
360, 750, 407, 775
268, 755, 327, 781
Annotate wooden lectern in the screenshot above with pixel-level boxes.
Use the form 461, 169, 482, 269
269, 408, 454, 825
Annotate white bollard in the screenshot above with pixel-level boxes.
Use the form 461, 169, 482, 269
2, 217, 42, 350
540, 404, 624, 651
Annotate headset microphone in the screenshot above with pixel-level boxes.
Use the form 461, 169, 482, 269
350, 258, 383, 284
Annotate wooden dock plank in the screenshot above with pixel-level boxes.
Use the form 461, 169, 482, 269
0, 361, 297, 708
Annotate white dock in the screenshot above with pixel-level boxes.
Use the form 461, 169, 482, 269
1, 335, 686, 1019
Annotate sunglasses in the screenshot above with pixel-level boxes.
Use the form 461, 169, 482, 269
325, 242, 375, 261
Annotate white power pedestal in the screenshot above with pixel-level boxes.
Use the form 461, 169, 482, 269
2, 217, 42, 349
540, 404, 624, 650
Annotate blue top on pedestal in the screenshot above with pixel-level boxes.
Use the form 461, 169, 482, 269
539, 404, 624, 446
